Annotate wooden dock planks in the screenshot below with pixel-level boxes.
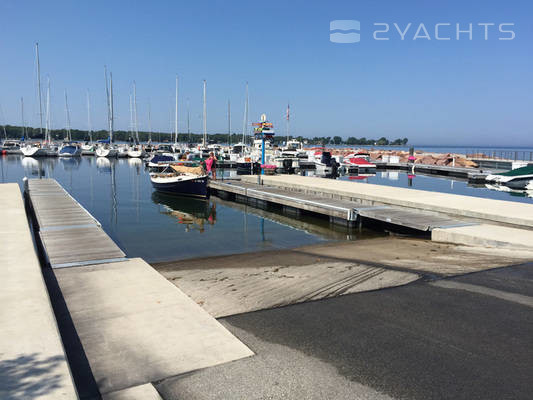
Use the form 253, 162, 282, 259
26, 178, 125, 268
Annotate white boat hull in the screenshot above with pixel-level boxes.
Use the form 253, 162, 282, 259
21, 145, 48, 157
127, 150, 143, 158
95, 147, 118, 158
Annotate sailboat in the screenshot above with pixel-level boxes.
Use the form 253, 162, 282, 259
81, 90, 96, 155
236, 82, 255, 170
58, 90, 82, 156
96, 67, 118, 158
127, 81, 144, 158
21, 43, 49, 157
150, 163, 209, 198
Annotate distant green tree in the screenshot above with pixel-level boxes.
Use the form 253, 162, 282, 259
333, 136, 343, 145
376, 137, 389, 146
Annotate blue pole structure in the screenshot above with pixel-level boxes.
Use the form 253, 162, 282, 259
261, 135, 265, 175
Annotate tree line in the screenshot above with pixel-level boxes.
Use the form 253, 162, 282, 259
1, 124, 408, 146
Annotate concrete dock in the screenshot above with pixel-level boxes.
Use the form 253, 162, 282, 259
373, 161, 502, 181
239, 175, 533, 229
210, 180, 467, 231
0, 183, 78, 399
21, 179, 253, 398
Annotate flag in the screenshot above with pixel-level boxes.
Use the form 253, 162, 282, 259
286, 103, 290, 121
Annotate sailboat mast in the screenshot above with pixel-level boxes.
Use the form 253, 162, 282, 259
35, 43, 43, 136
110, 72, 114, 143
242, 82, 248, 145
104, 66, 111, 141
203, 80, 207, 146
21, 97, 25, 139
133, 81, 139, 143
45, 78, 50, 142
186, 98, 190, 142
87, 90, 92, 143
228, 100, 231, 145
175, 75, 179, 144
0, 105, 7, 139
129, 94, 133, 138
148, 100, 152, 143
286, 102, 290, 144
64, 90, 71, 141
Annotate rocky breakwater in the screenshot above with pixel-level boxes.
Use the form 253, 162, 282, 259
323, 148, 479, 168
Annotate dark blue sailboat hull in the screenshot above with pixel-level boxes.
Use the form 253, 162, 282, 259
151, 176, 209, 198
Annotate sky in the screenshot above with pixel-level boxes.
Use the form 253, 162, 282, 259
0, 0, 532, 146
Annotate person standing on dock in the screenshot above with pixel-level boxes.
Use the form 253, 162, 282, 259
205, 152, 217, 180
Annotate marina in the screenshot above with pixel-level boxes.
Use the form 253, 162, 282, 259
1, 2, 533, 398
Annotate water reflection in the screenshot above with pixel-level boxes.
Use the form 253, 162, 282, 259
2, 154, 532, 262
58, 157, 81, 171
152, 192, 217, 232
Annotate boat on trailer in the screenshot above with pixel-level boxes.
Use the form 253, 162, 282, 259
150, 163, 209, 198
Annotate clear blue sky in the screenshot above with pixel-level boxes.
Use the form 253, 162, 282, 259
1, 0, 532, 145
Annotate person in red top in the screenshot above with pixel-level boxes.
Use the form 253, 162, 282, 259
205, 152, 217, 179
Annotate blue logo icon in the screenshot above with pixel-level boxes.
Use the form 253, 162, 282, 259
330, 20, 361, 43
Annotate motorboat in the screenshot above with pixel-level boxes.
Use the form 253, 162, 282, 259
343, 152, 377, 173
229, 142, 250, 162
281, 140, 307, 158
58, 142, 82, 157
310, 150, 338, 175
485, 165, 533, 189
156, 144, 179, 158
1, 140, 22, 154
150, 163, 209, 198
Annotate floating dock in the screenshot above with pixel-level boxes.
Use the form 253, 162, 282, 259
211, 175, 533, 252
238, 175, 533, 229
26, 179, 126, 268
22, 178, 253, 398
373, 161, 501, 182
210, 180, 473, 232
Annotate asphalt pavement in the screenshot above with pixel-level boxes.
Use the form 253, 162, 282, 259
155, 262, 533, 400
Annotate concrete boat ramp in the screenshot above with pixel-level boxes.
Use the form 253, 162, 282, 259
1, 179, 253, 399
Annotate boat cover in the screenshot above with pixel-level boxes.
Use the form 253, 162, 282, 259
496, 165, 533, 177
170, 165, 205, 175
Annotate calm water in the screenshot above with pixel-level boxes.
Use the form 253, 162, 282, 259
0, 155, 381, 262
335, 170, 533, 204
3, 155, 531, 263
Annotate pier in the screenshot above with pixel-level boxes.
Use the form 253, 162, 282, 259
373, 161, 501, 182
18, 179, 253, 399
0, 183, 77, 399
210, 175, 533, 252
